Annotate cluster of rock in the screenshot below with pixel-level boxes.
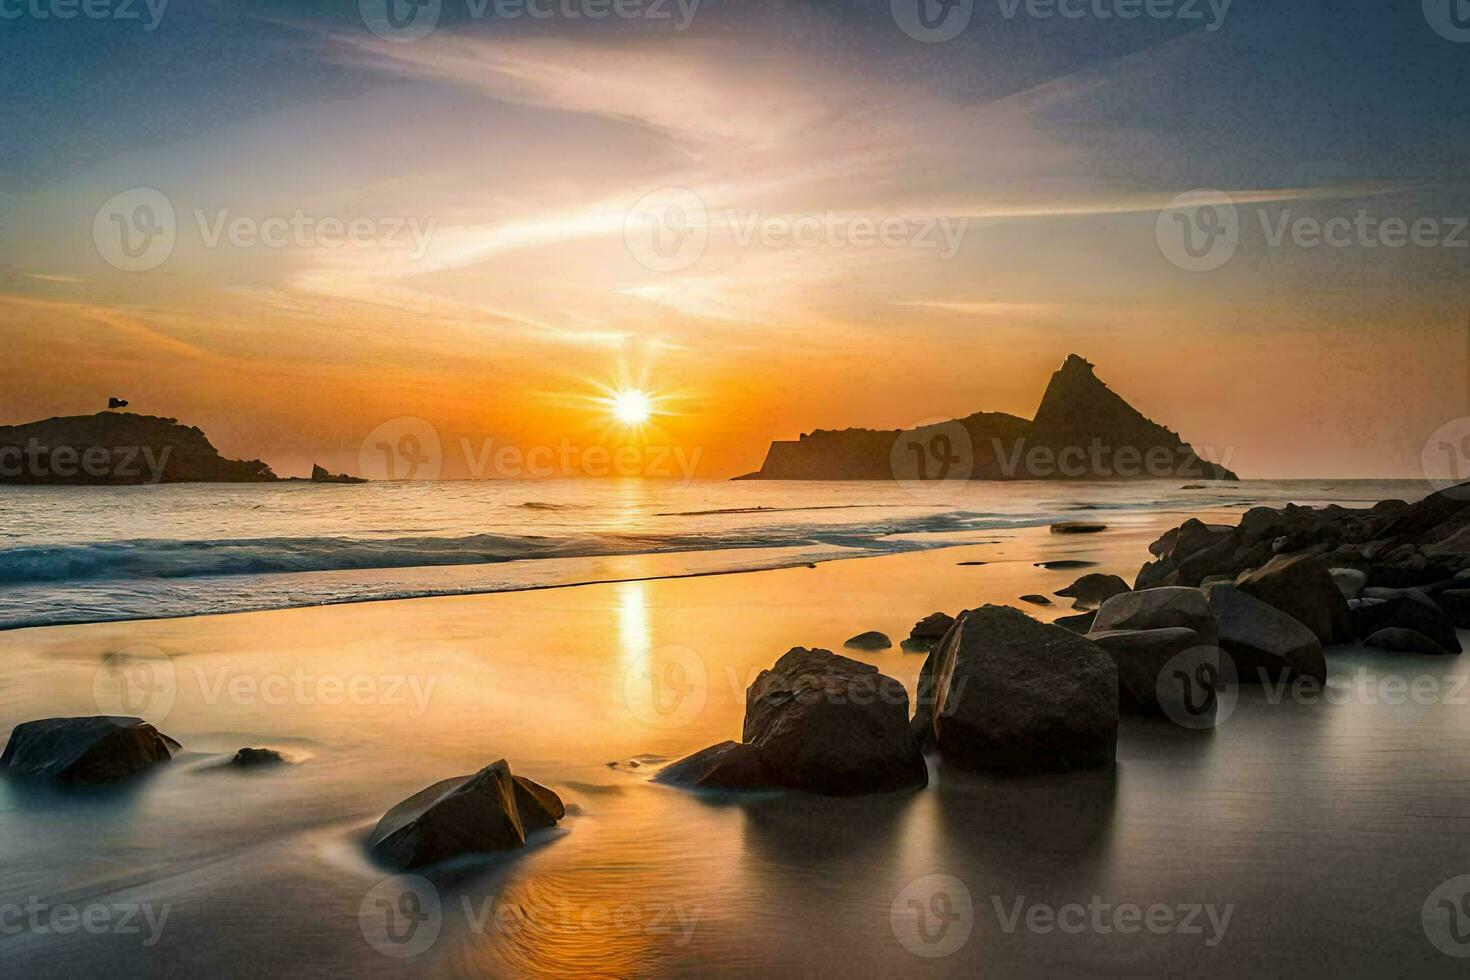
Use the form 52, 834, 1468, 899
0, 716, 564, 872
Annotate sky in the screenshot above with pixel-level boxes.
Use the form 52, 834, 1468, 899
1, 0, 1468, 479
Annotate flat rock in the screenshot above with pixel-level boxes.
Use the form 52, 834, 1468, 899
1, 716, 179, 784
1050, 522, 1107, 534
1036, 560, 1098, 569
1019, 594, 1052, 605
368, 760, 564, 871
1055, 573, 1131, 610
1087, 627, 1213, 718
920, 605, 1116, 773
1207, 585, 1326, 685
844, 630, 892, 650
1235, 554, 1353, 645
1363, 627, 1456, 656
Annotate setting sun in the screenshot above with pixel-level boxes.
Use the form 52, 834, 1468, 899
610, 389, 652, 425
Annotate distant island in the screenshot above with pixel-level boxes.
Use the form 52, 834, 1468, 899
736, 354, 1239, 481
0, 412, 363, 485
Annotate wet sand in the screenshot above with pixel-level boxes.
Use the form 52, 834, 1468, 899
2, 510, 1469, 977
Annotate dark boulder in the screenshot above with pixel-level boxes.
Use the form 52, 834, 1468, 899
1329, 567, 1367, 599
1363, 628, 1456, 656
1019, 594, 1052, 606
368, 760, 564, 871
1206, 585, 1325, 685
1086, 627, 1212, 717
922, 605, 1116, 773
844, 630, 892, 650
655, 741, 769, 790
1050, 522, 1107, 534
1053, 610, 1098, 634
1349, 594, 1461, 653
1, 716, 179, 784
1235, 554, 1352, 645
1055, 573, 1131, 610
909, 611, 955, 642
231, 747, 286, 768
1093, 587, 1218, 647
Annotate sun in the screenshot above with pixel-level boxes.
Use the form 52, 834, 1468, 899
610, 389, 652, 425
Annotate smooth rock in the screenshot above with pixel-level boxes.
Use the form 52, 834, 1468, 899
1350, 594, 1461, 653
1, 716, 179, 784
922, 605, 1116, 772
1087, 627, 1213, 717
1055, 573, 1131, 610
909, 611, 956, 642
1093, 587, 1218, 648
1019, 594, 1052, 606
1235, 554, 1353, 645
1363, 627, 1456, 656
1053, 610, 1098, 634
655, 741, 769, 790
231, 747, 286, 768
1207, 585, 1326, 685
1051, 522, 1107, 534
844, 630, 892, 651
1329, 567, 1367, 600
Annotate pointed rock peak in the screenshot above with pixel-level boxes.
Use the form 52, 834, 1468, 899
1032, 354, 1137, 432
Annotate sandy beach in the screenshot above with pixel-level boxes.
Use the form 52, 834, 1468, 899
4, 504, 1469, 977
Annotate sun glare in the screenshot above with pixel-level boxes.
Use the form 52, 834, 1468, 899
610, 389, 652, 425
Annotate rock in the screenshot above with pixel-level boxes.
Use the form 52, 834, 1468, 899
1036, 560, 1097, 569
1207, 585, 1326, 685
368, 760, 563, 871
1329, 567, 1367, 600
1, 716, 179, 784
1363, 628, 1456, 656
309, 463, 367, 484
231, 747, 286, 768
1053, 610, 1098, 634
655, 741, 769, 790
1019, 594, 1052, 606
1051, 522, 1107, 534
1436, 589, 1470, 628
1350, 594, 1461, 653
742, 648, 926, 795
1181, 484, 1206, 489
1235, 554, 1352, 645
921, 605, 1116, 772
909, 612, 956, 642
1087, 627, 1212, 717
1093, 587, 1218, 647
844, 630, 892, 650
1055, 573, 1131, 610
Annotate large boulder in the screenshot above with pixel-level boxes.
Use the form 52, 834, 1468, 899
844, 630, 892, 650
1093, 587, 1218, 647
1, 716, 179, 784
665, 648, 927, 796
368, 760, 564, 871
1235, 554, 1353, 645
922, 605, 1117, 772
1086, 627, 1214, 718
1055, 573, 1131, 610
1206, 585, 1326, 685
741, 648, 926, 794
1349, 594, 1461, 653
1329, 567, 1367, 600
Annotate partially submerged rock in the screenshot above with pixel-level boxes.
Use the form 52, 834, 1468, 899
1053, 610, 1098, 634
1087, 627, 1213, 717
1363, 627, 1456, 656
919, 605, 1116, 772
1055, 573, 1131, 610
1207, 585, 1326, 685
1019, 594, 1052, 606
908, 612, 956, 643
368, 760, 564, 871
1, 716, 179, 784
844, 630, 892, 651
231, 747, 286, 768
1235, 554, 1352, 645
662, 648, 926, 796
1093, 587, 1218, 647
1349, 594, 1461, 654
1051, 522, 1107, 534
